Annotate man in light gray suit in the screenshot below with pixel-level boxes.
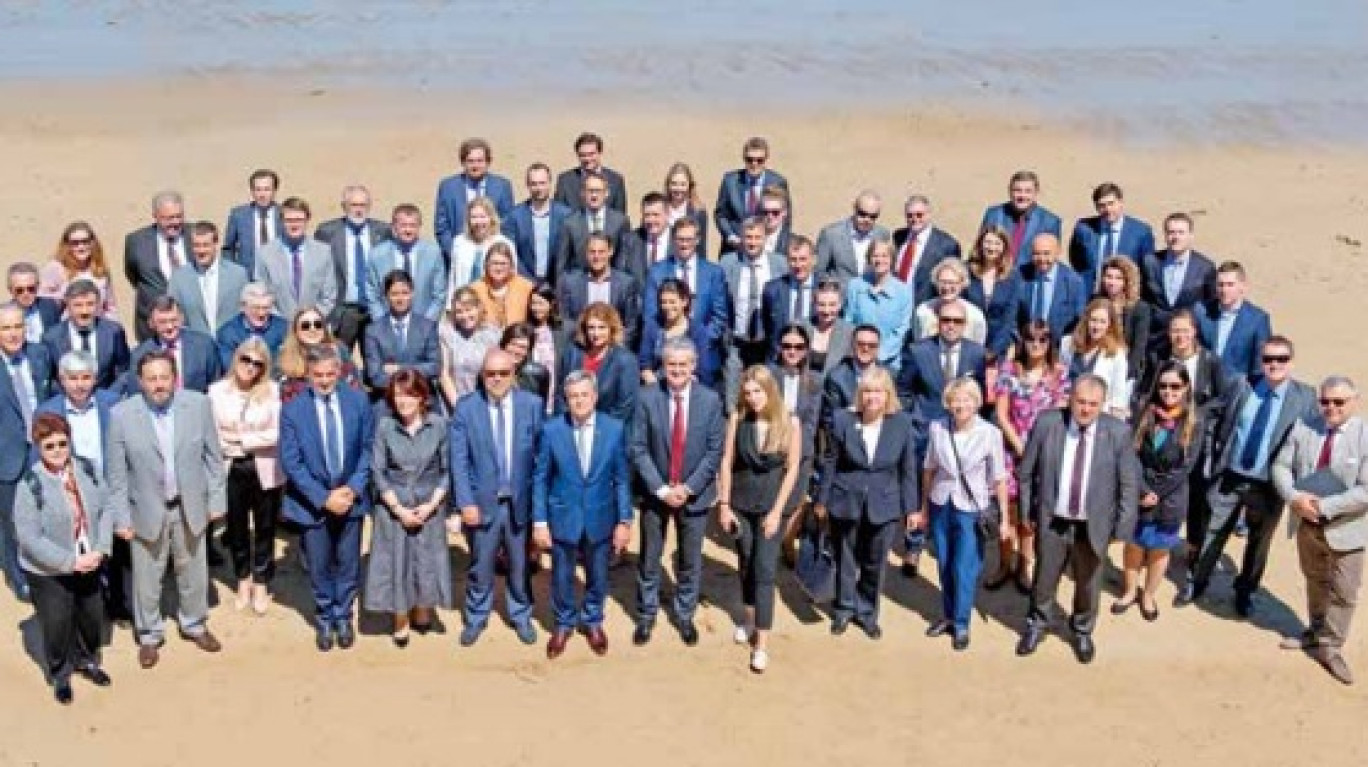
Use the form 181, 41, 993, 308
1016, 374, 1139, 664
720, 217, 788, 410
815, 190, 892, 290
254, 197, 337, 321
365, 203, 447, 324
1272, 375, 1368, 686
107, 350, 226, 669
169, 221, 250, 336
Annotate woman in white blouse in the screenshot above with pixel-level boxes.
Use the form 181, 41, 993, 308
914, 259, 987, 345
207, 336, 284, 615
448, 197, 516, 297
1060, 298, 1131, 419
913, 377, 1011, 651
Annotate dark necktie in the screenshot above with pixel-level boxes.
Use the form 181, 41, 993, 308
494, 401, 511, 496
790, 281, 808, 322
1068, 424, 1090, 517
1239, 388, 1277, 471
1316, 426, 1338, 470
288, 240, 303, 299
1099, 226, 1114, 260
746, 262, 762, 340
668, 393, 686, 484
1010, 212, 1027, 261
77, 327, 92, 353
257, 206, 270, 246
648, 238, 658, 263
320, 393, 341, 483
166, 236, 182, 270
347, 221, 368, 304
398, 241, 414, 278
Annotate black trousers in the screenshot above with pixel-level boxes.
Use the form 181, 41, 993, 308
102, 537, 134, 621
829, 516, 899, 624
1028, 517, 1104, 636
734, 510, 785, 630
225, 458, 279, 583
29, 570, 104, 684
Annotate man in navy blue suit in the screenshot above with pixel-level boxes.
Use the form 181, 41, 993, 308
0, 303, 54, 600
642, 218, 731, 352
221, 169, 283, 276
362, 270, 441, 393
980, 170, 1063, 267
1068, 182, 1156, 291
892, 194, 961, 305
533, 370, 632, 659
1197, 261, 1271, 383
43, 279, 130, 393
1140, 212, 1218, 356
451, 349, 543, 647
619, 192, 673, 285
896, 301, 988, 427
126, 295, 223, 394
553, 132, 629, 215
502, 162, 571, 285
280, 345, 374, 652
715, 137, 791, 254
555, 233, 642, 350
760, 234, 818, 356
7, 263, 62, 344
1016, 234, 1087, 342
435, 137, 516, 259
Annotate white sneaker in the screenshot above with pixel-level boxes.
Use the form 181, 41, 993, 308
733, 625, 752, 645
749, 649, 769, 673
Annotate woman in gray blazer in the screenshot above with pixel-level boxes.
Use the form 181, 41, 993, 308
14, 413, 114, 704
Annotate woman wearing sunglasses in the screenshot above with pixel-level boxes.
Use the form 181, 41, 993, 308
39, 222, 120, 321
276, 307, 362, 403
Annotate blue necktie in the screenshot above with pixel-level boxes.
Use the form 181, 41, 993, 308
347, 221, 368, 305
1032, 277, 1047, 321
1099, 227, 1114, 259
1239, 387, 1276, 471
493, 400, 511, 496
398, 242, 414, 278
321, 393, 342, 483
393, 317, 407, 354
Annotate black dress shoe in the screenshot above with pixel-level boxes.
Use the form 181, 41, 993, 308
900, 560, 919, 579
1234, 591, 1254, 618
952, 631, 970, 651
925, 619, 953, 638
678, 620, 699, 646
78, 665, 112, 687
54, 682, 73, 705
1111, 597, 1137, 615
830, 616, 850, 635
315, 624, 334, 652
632, 623, 653, 646
336, 623, 355, 649
392, 633, 410, 649
854, 618, 881, 640
1072, 634, 1096, 664
1174, 581, 1204, 607
1016, 628, 1043, 656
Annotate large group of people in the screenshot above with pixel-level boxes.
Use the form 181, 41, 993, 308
1, 134, 1362, 706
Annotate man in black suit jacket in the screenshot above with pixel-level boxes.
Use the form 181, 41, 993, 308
715, 137, 792, 253
313, 184, 392, 350
619, 192, 673, 286
124, 191, 193, 343
556, 233, 642, 350
7, 263, 62, 344
760, 234, 818, 356
822, 324, 883, 434
42, 280, 130, 392
892, 194, 962, 305
126, 296, 224, 395
1139, 212, 1217, 357
553, 172, 631, 279
553, 132, 628, 215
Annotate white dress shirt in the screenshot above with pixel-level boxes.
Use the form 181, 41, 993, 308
1053, 420, 1098, 520
198, 261, 220, 329
65, 397, 104, 477
857, 417, 883, 463
158, 233, 184, 279
67, 324, 99, 362
733, 255, 773, 336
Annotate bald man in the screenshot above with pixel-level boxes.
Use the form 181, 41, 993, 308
816, 191, 891, 289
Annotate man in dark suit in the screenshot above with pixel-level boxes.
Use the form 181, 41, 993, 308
313, 184, 392, 350
435, 137, 516, 258
451, 349, 543, 646
280, 345, 375, 652
761, 234, 818, 356
124, 190, 193, 342
221, 168, 283, 276
1016, 233, 1087, 342
43, 280, 130, 393
169, 221, 251, 338
980, 170, 1063, 268
7, 263, 62, 344
822, 324, 882, 433
533, 370, 633, 659
552, 171, 631, 279
1196, 261, 1272, 383
0, 303, 54, 600
642, 218, 731, 350
619, 192, 673, 286
816, 191, 891, 289
502, 163, 571, 285
361, 271, 441, 393
715, 137, 791, 254
1140, 212, 1218, 357
556, 233, 642, 350
721, 218, 789, 407
896, 301, 988, 426
892, 194, 962, 306
126, 296, 223, 395
758, 187, 792, 259
1180, 335, 1317, 616
1016, 375, 1139, 663
1068, 182, 1156, 291
629, 338, 725, 646
553, 132, 628, 215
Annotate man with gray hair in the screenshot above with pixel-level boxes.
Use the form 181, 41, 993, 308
313, 184, 392, 349
0, 302, 54, 601
891, 194, 962, 305
7, 262, 62, 343
815, 190, 891, 289
124, 190, 192, 342
214, 282, 288, 369
1272, 375, 1368, 685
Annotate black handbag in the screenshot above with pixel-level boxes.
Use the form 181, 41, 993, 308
795, 512, 836, 604
947, 423, 1002, 536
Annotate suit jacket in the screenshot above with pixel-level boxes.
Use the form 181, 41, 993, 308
552, 208, 631, 279
630, 384, 725, 514
26, 298, 63, 341
215, 313, 289, 369
0, 343, 54, 481
759, 273, 817, 355
13, 459, 113, 576
502, 200, 572, 283
892, 227, 961, 305
435, 172, 516, 254
979, 203, 1064, 267
106, 391, 227, 541
450, 389, 543, 525
365, 239, 448, 323
255, 238, 338, 320
1139, 249, 1217, 353
43, 319, 130, 392
767, 364, 822, 464
714, 169, 790, 248
222, 203, 283, 275
896, 337, 988, 424
1119, 301, 1153, 381
820, 357, 868, 434
533, 412, 633, 544
719, 250, 789, 340
554, 166, 628, 215
362, 314, 441, 390
556, 344, 639, 423
279, 385, 375, 526
125, 330, 224, 395
1209, 376, 1317, 479
313, 217, 392, 307
637, 319, 725, 390
1017, 409, 1140, 554
1135, 348, 1230, 421
812, 321, 854, 381
1273, 415, 1368, 552
965, 271, 1023, 358
34, 389, 119, 472
168, 260, 251, 337
1196, 300, 1272, 383
1068, 214, 1156, 290
123, 224, 192, 342
815, 220, 892, 289
817, 409, 920, 525
618, 226, 673, 286
1016, 262, 1088, 342
556, 269, 642, 349
642, 257, 732, 345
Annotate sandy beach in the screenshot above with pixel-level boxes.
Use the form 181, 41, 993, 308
0, 77, 1365, 766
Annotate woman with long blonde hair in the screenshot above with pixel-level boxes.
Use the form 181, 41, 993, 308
662, 162, 709, 256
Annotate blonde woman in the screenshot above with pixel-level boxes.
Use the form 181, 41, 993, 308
469, 242, 535, 330
914, 259, 988, 345
662, 162, 709, 256
208, 336, 284, 614
716, 366, 802, 673
438, 287, 500, 407
1060, 298, 1130, 418
448, 196, 516, 296
276, 307, 361, 403
40, 222, 119, 320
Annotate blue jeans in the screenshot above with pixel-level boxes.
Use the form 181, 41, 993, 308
930, 501, 985, 632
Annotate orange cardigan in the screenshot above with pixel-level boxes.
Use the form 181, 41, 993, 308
471, 275, 535, 329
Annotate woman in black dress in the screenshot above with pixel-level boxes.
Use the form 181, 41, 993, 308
768, 324, 822, 564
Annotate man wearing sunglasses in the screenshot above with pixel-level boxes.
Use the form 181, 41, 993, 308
1181, 336, 1316, 616
7, 263, 62, 344
1272, 376, 1367, 685
715, 137, 791, 253
816, 191, 891, 291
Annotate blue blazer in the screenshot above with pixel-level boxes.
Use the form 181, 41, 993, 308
638, 320, 724, 391
221, 203, 282, 275
629, 384, 725, 514
361, 314, 441, 390
892, 227, 962, 305
365, 239, 448, 323
556, 344, 639, 423
502, 200, 573, 282
33, 389, 119, 471
821, 358, 863, 434
714, 169, 791, 249
817, 409, 920, 525
979, 203, 1063, 267
0, 343, 55, 482
896, 337, 987, 424
279, 385, 376, 526
42, 319, 130, 392
1067, 214, 1155, 290
28, 299, 64, 338
1015, 262, 1087, 342
125, 330, 224, 395
533, 413, 633, 544
450, 389, 543, 525
759, 273, 816, 355
434, 173, 516, 255
965, 271, 1023, 357
215, 313, 289, 369
642, 257, 732, 345
1139, 249, 1218, 353
1196, 300, 1272, 382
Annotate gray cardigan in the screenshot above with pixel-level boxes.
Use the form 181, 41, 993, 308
14, 462, 113, 577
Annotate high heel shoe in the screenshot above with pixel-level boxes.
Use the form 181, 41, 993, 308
1013, 561, 1035, 595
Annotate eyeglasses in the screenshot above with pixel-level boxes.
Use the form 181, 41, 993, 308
483, 369, 513, 378
40, 440, 69, 451
1262, 354, 1292, 364
762, 208, 784, 217
1320, 397, 1350, 407
1157, 382, 1186, 391
744, 155, 767, 165
66, 237, 93, 246
938, 316, 966, 325
854, 210, 880, 220
237, 356, 266, 369
780, 342, 808, 351
282, 216, 309, 225
297, 319, 326, 331
10, 285, 36, 295
854, 340, 879, 350
1024, 335, 1050, 345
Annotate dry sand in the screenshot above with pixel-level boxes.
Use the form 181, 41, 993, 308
0, 78, 1364, 766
